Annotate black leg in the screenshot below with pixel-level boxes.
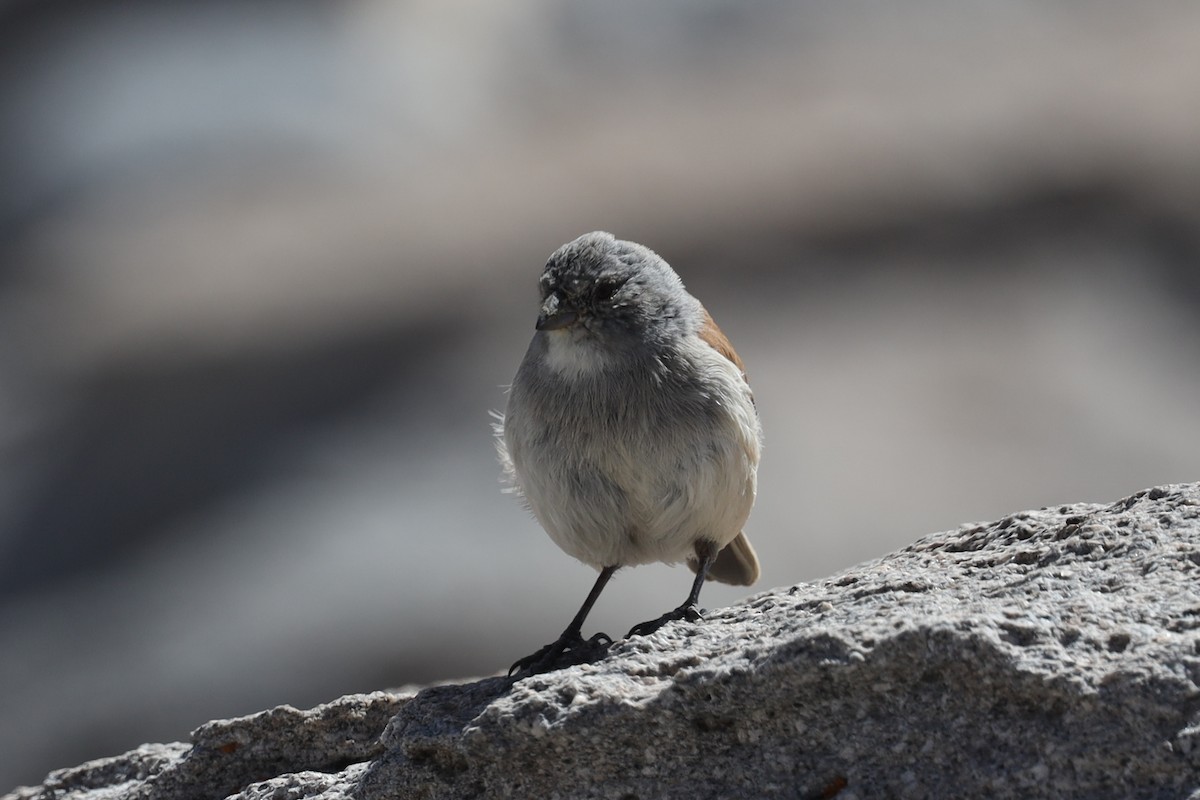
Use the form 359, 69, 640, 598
509, 565, 617, 677
626, 540, 718, 639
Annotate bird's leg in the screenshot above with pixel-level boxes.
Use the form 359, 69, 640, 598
509, 565, 617, 677
626, 540, 718, 639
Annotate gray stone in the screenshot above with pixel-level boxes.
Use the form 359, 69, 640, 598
3, 694, 409, 800
8, 484, 1200, 800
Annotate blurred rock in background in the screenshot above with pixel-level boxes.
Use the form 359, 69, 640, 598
2, 0, 1199, 790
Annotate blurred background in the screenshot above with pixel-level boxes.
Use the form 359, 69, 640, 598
3, 0, 1200, 789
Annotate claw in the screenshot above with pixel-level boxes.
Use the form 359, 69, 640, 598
626, 602, 704, 639
509, 631, 613, 677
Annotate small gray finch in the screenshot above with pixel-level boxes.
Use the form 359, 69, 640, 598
499, 231, 768, 676
497, 231, 762, 676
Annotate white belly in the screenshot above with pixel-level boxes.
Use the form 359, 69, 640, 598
500, 335, 761, 569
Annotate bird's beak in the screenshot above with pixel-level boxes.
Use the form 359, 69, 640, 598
536, 294, 580, 331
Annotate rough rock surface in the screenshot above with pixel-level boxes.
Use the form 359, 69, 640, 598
7, 484, 1200, 800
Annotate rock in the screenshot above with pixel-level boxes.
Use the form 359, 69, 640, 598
7, 484, 1199, 800
1, 693, 409, 800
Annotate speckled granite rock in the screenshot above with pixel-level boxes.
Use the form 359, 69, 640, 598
7, 484, 1200, 800
2, 693, 409, 800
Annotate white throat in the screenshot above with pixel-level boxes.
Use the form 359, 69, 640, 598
542, 330, 611, 379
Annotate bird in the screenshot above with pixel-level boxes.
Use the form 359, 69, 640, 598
496, 231, 762, 676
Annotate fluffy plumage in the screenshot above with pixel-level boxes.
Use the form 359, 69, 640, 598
497, 231, 763, 675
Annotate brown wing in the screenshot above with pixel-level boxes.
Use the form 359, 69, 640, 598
694, 308, 760, 586
697, 307, 747, 378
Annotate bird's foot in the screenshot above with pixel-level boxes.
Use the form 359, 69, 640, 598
626, 602, 705, 639
508, 631, 614, 677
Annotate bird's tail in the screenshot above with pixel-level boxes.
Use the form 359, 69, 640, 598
694, 531, 760, 586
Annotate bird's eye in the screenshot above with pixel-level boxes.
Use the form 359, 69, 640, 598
593, 278, 625, 304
